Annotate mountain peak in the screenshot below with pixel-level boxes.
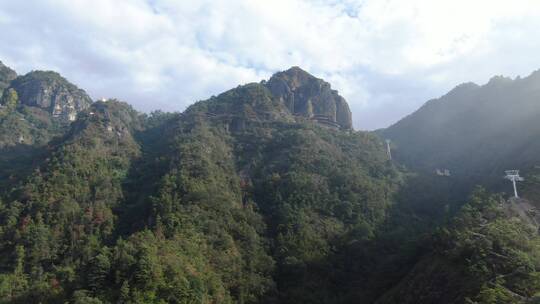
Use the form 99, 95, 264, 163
265, 67, 353, 129
268, 66, 324, 88
280, 65, 312, 76
9, 70, 92, 121
486, 75, 513, 86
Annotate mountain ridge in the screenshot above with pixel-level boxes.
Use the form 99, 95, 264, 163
382, 68, 540, 177
1, 61, 540, 303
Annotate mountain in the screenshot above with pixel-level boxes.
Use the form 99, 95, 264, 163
374, 70, 540, 303
0, 66, 93, 190
0, 67, 401, 303
0, 66, 92, 148
0, 61, 17, 96
265, 66, 353, 129
381, 70, 540, 178
8, 71, 93, 121
0, 63, 540, 303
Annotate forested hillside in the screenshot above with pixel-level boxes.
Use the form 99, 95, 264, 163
0, 65, 403, 303
0, 62, 539, 303
376, 69, 540, 303
376, 189, 540, 304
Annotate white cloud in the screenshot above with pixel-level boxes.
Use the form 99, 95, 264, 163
1, 0, 540, 129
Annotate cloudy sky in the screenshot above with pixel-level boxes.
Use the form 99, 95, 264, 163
1, 0, 540, 129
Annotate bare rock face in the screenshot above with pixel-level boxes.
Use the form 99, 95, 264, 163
0, 61, 17, 96
9, 71, 92, 121
265, 66, 353, 129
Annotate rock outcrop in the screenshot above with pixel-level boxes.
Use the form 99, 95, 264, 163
9, 71, 92, 121
265, 66, 353, 129
0, 61, 17, 96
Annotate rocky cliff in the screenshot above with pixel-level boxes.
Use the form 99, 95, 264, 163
0, 61, 17, 96
9, 71, 92, 121
265, 66, 353, 129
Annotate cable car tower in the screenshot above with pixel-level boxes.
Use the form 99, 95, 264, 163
504, 170, 524, 198
385, 139, 392, 160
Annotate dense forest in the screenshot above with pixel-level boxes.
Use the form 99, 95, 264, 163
0, 61, 539, 303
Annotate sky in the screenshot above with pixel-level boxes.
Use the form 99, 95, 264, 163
1, 0, 540, 130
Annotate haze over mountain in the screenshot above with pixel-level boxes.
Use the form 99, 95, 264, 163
0, 60, 539, 304
382, 69, 540, 178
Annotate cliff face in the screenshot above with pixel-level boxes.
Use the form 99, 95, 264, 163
0, 61, 17, 96
9, 71, 92, 121
265, 66, 353, 129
